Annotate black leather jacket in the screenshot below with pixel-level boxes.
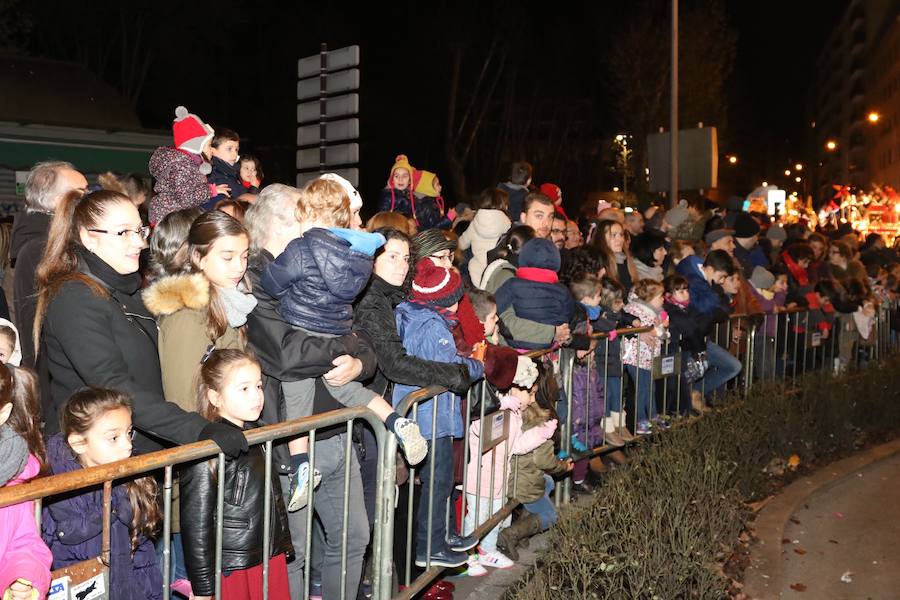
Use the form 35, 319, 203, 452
179, 420, 293, 596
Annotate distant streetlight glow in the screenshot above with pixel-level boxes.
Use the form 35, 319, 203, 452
795, 176, 802, 183
868, 111, 881, 124
728, 155, 738, 164
613, 186, 620, 192
826, 140, 838, 151
795, 163, 803, 171
784, 170, 791, 176
762, 181, 769, 187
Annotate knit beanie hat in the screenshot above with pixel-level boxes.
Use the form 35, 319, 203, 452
413, 228, 457, 260
411, 260, 464, 307
413, 170, 440, 197
539, 183, 562, 205
319, 173, 362, 211
388, 154, 414, 189
664, 200, 691, 228
733, 212, 761, 239
173, 106, 214, 156
750, 266, 775, 290
518, 238, 561, 272
766, 224, 787, 242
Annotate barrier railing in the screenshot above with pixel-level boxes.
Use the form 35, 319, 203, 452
2, 302, 896, 600
0, 407, 389, 600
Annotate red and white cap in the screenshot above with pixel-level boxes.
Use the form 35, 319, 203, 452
412, 260, 464, 308
173, 106, 214, 155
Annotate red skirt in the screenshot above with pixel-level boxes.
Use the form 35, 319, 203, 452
220, 553, 290, 599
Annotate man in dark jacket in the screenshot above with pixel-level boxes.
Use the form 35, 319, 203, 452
12, 161, 87, 367
244, 183, 377, 600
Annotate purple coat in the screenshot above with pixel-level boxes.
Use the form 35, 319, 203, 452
42, 435, 162, 600
571, 362, 605, 447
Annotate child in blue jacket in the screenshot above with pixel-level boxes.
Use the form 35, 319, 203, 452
260, 176, 427, 512
394, 259, 485, 569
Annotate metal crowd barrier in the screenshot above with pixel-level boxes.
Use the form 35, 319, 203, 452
2, 304, 896, 600
0, 407, 389, 600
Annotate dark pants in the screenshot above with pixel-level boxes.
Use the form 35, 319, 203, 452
416, 436, 454, 555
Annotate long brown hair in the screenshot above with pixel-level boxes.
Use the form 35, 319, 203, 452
591, 219, 638, 285
0, 364, 47, 473
61, 388, 161, 554
179, 210, 250, 342
196, 348, 260, 420
33, 189, 133, 353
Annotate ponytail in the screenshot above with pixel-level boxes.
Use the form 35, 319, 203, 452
33, 190, 131, 353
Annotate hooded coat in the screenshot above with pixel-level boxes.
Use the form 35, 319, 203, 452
143, 273, 244, 413
148, 146, 210, 225
508, 404, 569, 504
377, 188, 450, 231
392, 302, 484, 439
42, 435, 162, 600
261, 228, 379, 335
458, 209, 512, 285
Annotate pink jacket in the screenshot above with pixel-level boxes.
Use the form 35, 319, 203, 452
465, 405, 549, 499
0, 454, 52, 596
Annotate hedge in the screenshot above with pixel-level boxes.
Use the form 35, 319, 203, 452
505, 357, 900, 600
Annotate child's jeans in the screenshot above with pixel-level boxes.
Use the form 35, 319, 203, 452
625, 365, 656, 423
417, 436, 454, 555
523, 474, 558, 530
463, 495, 509, 552
603, 376, 622, 415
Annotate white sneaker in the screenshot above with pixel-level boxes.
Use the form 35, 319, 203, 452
288, 463, 322, 512
467, 554, 488, 577
394, 418, 428, 465
479, 548, 514, 569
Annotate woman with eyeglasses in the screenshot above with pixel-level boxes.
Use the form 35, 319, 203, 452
34, 189, 248, 458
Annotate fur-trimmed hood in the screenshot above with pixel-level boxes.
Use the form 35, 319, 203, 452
143, 273, 210, 316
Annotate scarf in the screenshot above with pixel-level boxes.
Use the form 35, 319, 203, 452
218, 286, 258, 328
77, 245, 142, 294
781, 251, 809, 287
582, 303, 602, 321
515, 267, 558, 283
634, 258, 664, 282
755, 287, 775, 300
0, 423, 28, 487
664, 293, 690, 309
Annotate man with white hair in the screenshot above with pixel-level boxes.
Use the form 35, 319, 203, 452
11, 161, 87, 366
244, 179, 375, 599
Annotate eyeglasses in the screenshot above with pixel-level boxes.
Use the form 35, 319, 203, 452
88, 226, 150, 241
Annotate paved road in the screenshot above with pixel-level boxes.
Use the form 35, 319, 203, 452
776, 451, 900, 600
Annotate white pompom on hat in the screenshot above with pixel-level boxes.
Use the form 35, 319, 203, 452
172, 106, 215, 156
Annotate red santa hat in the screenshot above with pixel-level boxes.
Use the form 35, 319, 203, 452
411, 260, 463, 307
173, 106, 214, 156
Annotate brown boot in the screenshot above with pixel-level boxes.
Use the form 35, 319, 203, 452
615, 426, 637, 442
604, 429, 626, 447
496, 513, 543, 561
691, 390, 710, 413
589, 457, 607, 475
607, 450, 628, 465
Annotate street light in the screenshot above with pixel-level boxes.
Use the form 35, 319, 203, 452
728, 155, 738, 164
762, 181, 769, 187
868, 111, 881, 124
795, 163, 803, 171
784, 169, 791, 176
826, 140, 838, 151
795, 176, 802, 183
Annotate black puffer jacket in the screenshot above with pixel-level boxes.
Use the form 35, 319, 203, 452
247, 251, 378, 473
41, 248, 210, 453
354, 275, 471, 396
261, 228, 377, 335
179, 419, 292, 597
663, 300, 708, 356
11, 211, 51, 367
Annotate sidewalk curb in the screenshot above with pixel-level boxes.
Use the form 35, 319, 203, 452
743, 437, 900, 599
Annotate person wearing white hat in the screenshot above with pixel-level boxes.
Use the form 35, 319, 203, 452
319, 173, 364, 230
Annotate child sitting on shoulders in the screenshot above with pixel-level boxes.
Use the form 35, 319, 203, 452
260, 177, 427, 512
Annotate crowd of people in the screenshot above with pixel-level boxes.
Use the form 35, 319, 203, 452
1, 104, 898, 600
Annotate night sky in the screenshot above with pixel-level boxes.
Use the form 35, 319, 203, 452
14, 0, 849, 212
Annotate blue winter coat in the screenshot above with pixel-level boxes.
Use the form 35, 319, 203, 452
676, 255, 728, 318
392, 302, 484, 439
42, 435, 162, 600
495, 273, 574, 349
205, 156, 245, 209
376, 188, 451, 230
261, 228, 382, 335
